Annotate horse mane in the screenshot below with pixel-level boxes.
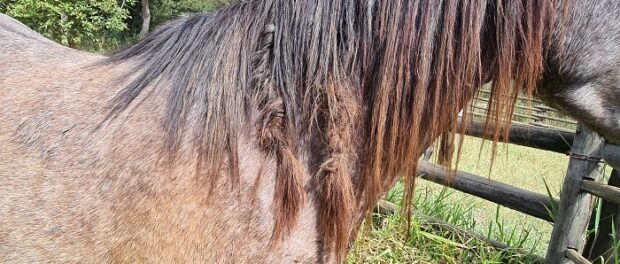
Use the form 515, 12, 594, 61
102, 0, 562, 261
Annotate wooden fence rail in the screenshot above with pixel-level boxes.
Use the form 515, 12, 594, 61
476, 90, 544, 103
459, 118, 574, 154
470, 90, 577, 132
417, 161, 556, 222
580, 180, 620, 204
414, 109, 620, 263
566, 249, 592, 264
531, 113, 578, 125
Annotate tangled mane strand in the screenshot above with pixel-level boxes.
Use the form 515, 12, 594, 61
358, 0, 560, 227
101, 0, 563, 262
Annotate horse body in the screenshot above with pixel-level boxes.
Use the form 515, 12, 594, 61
1, 0, 619, 263
541, 0, 620, 143
0, 14, 320, 263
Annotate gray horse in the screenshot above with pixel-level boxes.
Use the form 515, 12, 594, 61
1, 0, 619, 263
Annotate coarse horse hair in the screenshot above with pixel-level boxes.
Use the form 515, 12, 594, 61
101, 0, 562, 261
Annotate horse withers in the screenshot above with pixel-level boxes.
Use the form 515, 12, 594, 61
1, 0, 619, 263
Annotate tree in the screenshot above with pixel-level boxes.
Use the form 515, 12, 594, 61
139, 0, 150, 38
2, 0, 136, 48
1, 0, 233, 51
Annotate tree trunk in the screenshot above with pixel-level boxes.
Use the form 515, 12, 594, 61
139, 0, 150, 38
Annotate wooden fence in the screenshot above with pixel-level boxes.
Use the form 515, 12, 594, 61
410, 107, 620, 263
471, 89, 578, 132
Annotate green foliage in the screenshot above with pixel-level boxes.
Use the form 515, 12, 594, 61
349, 186, 545, 263
0, 0, 233, 52
542, 178, 559, 222
1, 0, 136, 48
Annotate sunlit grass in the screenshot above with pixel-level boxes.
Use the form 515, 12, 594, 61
348, 135, 569, 263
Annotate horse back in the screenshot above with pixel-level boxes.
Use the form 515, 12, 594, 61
0, 13, 101, 74
0, 13, 56, 44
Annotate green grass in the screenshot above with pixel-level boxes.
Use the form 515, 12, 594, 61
348, 135, 569, 263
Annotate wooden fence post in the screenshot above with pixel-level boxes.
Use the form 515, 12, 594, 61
532, 104, 547, 126
546, 125, 605, 263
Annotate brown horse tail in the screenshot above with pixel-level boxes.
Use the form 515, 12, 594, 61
252, 24, 306, 243
315, 80, 359, 262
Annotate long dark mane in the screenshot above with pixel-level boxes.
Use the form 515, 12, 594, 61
102, 0, 562, 261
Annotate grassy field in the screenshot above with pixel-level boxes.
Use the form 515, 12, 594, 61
348, 135, 575, 263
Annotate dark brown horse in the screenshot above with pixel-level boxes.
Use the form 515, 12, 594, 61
1, 0, 619, 263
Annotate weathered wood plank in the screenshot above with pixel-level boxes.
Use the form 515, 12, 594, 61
528, 121, 576, 133
546, 125, 605, 264
535, 105, 560, 112
459, 119, 574, 154
415, 212, 511, 250
471, 105, 539, 120
374, 199, 398, 216
566, 249, 593, 264
472, 97, 541, 112
531, 113, 578, 125
477, 90, 544, 103
417, 161, 557, 222
581, 180, 620, 204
